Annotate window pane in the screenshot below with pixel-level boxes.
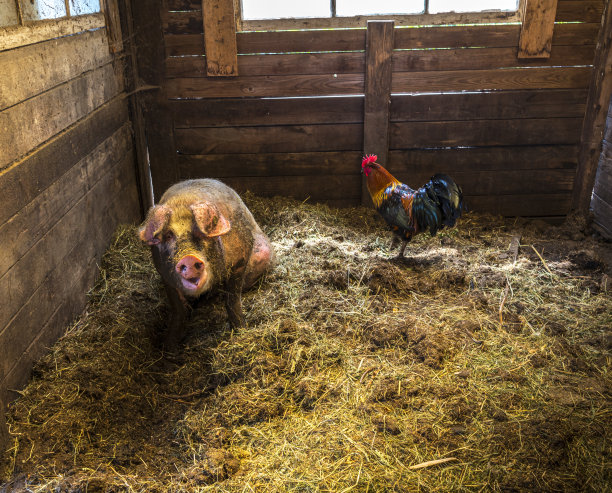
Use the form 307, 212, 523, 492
0, 0, 19, 26
20, 0, 67, 20
429, 0, 518, 13
336, 0, 424, 16
70, 0, 100, 15
242, 0, 330, 20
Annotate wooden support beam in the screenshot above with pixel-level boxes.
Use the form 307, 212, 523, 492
202, 0, 238, 76
0, 396, 8, 460
362, 20, 394, 205
572, 0, 612, 210
518, 0, 559, 58
101, 0, 124, 54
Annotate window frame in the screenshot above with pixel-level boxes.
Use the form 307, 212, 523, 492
1, 0, 101, 28
236, 0, 524, 31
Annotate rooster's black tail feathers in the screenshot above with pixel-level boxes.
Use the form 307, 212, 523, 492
414, 174, 464, 236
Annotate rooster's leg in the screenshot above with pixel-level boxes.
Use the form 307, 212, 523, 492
395, 240, 408, 259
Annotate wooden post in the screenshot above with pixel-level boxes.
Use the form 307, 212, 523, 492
518, 0, 559, 59
362, 20, 394, 205
0, 396, 8, 460
131, 0, 178, 198
202, 0, 238, 76
572, 0, 612, 210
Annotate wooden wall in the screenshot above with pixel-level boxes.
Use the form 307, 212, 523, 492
135, 0, 604, 218
592, 96, 612, 237
0, 14, 141, 447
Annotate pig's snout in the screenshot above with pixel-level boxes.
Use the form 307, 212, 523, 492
176, 255, 207, 292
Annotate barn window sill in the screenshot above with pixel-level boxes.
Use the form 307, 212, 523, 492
0, 13, 105, 51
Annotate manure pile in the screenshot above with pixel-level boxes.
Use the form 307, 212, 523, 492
1, 194, 611, 492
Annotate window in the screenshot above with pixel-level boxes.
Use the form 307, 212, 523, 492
242, 0, 519, 20
0, 0, 100, 27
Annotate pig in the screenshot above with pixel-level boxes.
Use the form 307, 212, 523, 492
138, 179, 273, 344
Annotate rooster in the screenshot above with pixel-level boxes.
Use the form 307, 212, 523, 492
361, 155, 463, 258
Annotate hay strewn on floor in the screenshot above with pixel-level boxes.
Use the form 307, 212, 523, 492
1, 194, 611, 492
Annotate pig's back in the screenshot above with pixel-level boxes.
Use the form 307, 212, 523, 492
159, 179, 262, 233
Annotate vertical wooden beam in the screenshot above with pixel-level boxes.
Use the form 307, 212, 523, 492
518, 0, 559, 59
202, 0, 238, 76
572, 0, 612, 211
131, 0, 178, 198
101, 0, 124, 54
362, 20, 394, 205
0, 396, 8, 460
117, 0, 154, 214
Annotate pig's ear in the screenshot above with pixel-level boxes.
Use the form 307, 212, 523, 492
139, 205, 171, 245
191, 202, 231, 237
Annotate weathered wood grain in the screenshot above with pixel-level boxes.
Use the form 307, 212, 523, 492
465, 193, 571, 216
0, 62, 123, 170
389, 118, 583, 148
165, 73, 364, 98
591, 193, 612, 237
391, 66, 591, 93
573, 1, 612, 210
592, 142, 612, 205
202, 0, 238, 76
0, 150, 139, 379
0, 13, 105, 51
178, 151, 363, 177
0, 124, 132, 279
165, 44, 594, 79
175, 124, 363, 154
164, 22, 598, 57
165, 66, 589, 99
363, 21, 394, 203
0, 29, 112, 111
0, 97, 129, 226
387, 146, 578, 172
211, 175, 362, 202
390, 90, 587, 121
171, 97, 363, 127
519, 0, 560, 58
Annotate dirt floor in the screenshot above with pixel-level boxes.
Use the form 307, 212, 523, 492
1, 194, 611, 492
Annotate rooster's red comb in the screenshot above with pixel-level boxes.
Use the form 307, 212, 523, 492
361, 154, 377, 168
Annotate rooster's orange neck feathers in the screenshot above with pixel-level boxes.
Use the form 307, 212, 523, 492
364, 162, 402, 207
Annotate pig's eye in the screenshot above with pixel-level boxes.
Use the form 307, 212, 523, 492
164, 231, 175, 242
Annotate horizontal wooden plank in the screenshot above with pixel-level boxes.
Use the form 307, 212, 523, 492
175, 124, 363, 154
169, 91, 586, 129
391, 66, 591, 93
0, 29, 112, 111
390, 89, 587, 121
555, 1, 604, 23
163, 6, 599, 35
465, 193, 572, 216
165, 66, 590, 99
165, 44, 595, 79
0, 124, 133, 279
164, 21, 598, 57
0, 13, 105, 51
393, 169, 575, 195
200, 175, 363, 201
0, 152, 139, 380
178, 146, 578, 179
0, 62, 124, 170
171, 97, 364, 127
387, 146, 578, 173
393, 23, 598, 50
178, 151, 363, 177
0, 96, 129, 226
165, 73, 364, 99
389, 118, 584, 148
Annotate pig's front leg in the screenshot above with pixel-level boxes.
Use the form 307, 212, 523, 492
162, 282, 191, 346
224, 264, 247, 328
